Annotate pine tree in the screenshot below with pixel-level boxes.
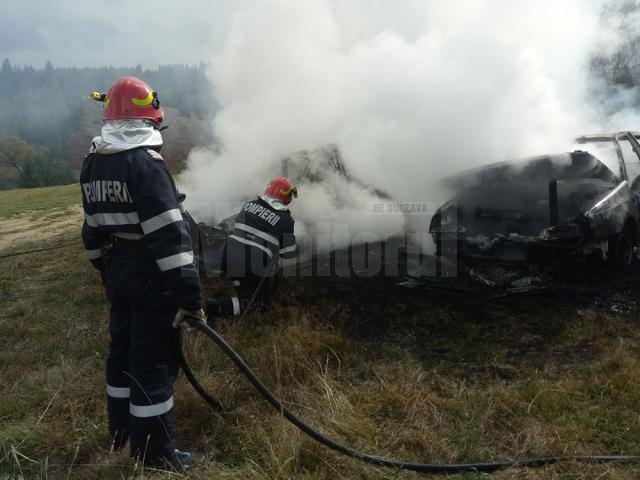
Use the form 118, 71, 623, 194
1, 58, 11, 75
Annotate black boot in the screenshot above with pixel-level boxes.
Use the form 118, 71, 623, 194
206, 297, 241, 317
206, 297, 225, 316
144, 449, 204, 472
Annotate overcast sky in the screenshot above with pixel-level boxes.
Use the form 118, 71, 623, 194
0, 0, 246, 68
0, 0, 451, 69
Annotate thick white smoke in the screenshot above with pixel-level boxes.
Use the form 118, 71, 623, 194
181, 0, 629, 249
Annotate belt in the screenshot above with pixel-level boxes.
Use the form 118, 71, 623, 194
104, 233, 147, 262
112, 232, 144, 241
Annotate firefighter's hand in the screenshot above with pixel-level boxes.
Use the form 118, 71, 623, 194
173, 308, 207, 330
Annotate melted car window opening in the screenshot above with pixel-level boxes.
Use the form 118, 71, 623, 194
619, 139, 640, 187
570, 140, 621, 178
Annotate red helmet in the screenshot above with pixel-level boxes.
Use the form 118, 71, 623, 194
265, 177, 298, 204
92, 76, 163, 125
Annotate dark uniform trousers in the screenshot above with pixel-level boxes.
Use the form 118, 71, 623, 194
104, 239, 177, 459
218, 243, 277, 314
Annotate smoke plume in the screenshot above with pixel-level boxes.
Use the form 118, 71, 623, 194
181, 0, 633, 250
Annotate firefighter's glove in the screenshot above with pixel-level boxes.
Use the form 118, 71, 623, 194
173, 308, 207, 331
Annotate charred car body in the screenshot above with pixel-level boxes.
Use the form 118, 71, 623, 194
430, 132, 640, 270
188, 144, 394, 275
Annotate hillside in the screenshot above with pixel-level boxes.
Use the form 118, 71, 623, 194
1, 185, 640, 479
0, 62, 215, 190
66, 105, 213, 175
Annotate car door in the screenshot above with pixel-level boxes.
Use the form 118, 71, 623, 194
616, 132, 640, 225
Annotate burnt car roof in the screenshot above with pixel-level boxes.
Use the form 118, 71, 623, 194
575, 131, 640, 142
440, 131, 640, 189
440, 151, 618, 191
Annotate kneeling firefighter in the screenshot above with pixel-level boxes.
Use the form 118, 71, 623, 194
81, 76, 206, 470
207, 177, 298, 316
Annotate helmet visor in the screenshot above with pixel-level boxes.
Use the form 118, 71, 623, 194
280, 186, 298, 199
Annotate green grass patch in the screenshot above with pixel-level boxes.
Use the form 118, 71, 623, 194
0, 184, 79, 218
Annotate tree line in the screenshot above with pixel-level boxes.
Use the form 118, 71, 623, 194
0, 60, 215, 190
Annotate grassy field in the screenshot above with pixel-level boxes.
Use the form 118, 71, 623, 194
1, 186, 640, 479
0, 184, 79, 219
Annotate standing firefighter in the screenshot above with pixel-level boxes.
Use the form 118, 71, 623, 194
207, 177, 298, 316
81, 76, 205, 471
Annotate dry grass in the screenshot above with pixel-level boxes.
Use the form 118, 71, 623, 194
2, 186, 640, 479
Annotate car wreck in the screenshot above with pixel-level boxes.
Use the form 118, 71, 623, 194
429, 132, 640, 283
187, 144, 394, 276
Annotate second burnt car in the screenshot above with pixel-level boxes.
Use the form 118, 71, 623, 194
430, 131, 640, 272
188, 144, 396, 276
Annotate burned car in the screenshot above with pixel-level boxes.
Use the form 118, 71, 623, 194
188, 144, 394, 275
430, 132, 640, 270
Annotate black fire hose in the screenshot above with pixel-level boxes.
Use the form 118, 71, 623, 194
176, 262, 274, 412
176, 333, 230, 413
179, 315, 640, 473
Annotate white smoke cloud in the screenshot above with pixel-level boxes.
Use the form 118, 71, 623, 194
181, 0, 631, 250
